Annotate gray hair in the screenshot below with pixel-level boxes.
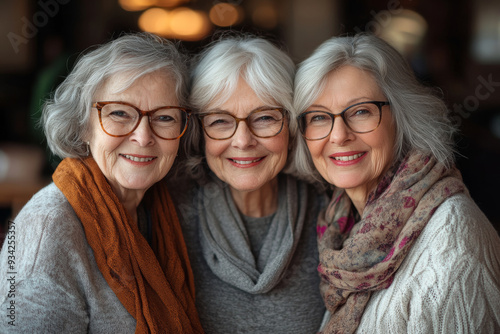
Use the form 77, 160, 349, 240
293, 33, 457, 183
42, 32, 189, 159
184, 33, 298, 181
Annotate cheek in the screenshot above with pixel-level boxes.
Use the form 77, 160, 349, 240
306, 140, 325, 159
270, 135, 289, 158
368, 131, 395, 175
204, 139, 227, 163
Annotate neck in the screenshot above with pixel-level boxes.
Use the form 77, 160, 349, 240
112, 187, 147, 225
345, 179, 378, 217
345, 187, 367, 217
230, 177, 278, 217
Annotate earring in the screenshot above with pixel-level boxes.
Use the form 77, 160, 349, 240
85, 141, 90, 156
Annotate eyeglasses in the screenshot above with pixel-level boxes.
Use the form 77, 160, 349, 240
92, 101, 191, 140
199, 108, 287, 140
297, 101, 390, 140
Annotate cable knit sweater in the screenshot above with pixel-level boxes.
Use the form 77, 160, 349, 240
353, 193, 500, 333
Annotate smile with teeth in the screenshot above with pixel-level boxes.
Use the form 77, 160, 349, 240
230, 157, 263, 165
122, 154, 156, 162
332, 153, 364, 161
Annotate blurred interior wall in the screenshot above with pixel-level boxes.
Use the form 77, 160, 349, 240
284, 0, 340, 61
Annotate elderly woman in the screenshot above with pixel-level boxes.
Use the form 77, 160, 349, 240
175, 35, 326, 333
293, 34, 500, 333
0, 33, 203, 333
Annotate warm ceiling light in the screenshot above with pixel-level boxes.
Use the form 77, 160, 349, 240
209, 3, 243, 27
155, 0, 189, 8
168, 7, 212, 41
118, 0, 156, 11
377, 9, 428, 56
138, 8, 172, 35
252, 3, 278, 30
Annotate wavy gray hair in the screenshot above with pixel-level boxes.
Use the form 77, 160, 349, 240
183, 33, 297, 181
42, 32, 189, 159
293, 34, 457, 183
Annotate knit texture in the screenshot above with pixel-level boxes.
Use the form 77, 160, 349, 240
176, 174, 327, 333
355, 193, 500, 333
0, 184, 136, 333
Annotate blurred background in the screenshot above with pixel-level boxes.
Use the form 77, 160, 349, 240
0, 0, 499, 233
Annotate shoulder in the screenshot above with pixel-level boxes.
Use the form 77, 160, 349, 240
359, 193, 500, 333
420, 193, 500, 260
1, 183, 89, 279
11, 183, 84, 242
398, 193, 500, 293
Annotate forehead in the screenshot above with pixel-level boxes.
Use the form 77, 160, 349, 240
94, 70, 178, 104
317, 66, 383, 106
207, 77, 276, 113
97, 71, 172, 94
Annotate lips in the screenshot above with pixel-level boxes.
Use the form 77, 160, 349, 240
228, 156, 265, 167
331, 153, 364, 161
120, 154, 156, 162
329, 151, 366, 165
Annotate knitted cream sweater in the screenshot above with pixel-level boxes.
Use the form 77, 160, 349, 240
356, 193, 500, 333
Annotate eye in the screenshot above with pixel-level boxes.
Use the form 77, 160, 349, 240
305, 112, 330, 125
203, 114, 233, 128
254, 115, 276, 123
346, 104, 378, 119
154, 115, 175, 122
310, 114, 327, 122
251, 109, 282, 124
210, 119, 228, 126
353, 108, 372, 116
107, 109, 135, 120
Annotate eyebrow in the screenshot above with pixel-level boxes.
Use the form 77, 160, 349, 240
204, 105, 280, 114
308, 97, 378, 110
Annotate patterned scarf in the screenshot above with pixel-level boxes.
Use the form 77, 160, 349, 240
317, 151, 467, 334
53, 157, 204, 333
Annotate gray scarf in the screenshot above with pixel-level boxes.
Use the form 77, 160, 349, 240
197, 173, 308, 294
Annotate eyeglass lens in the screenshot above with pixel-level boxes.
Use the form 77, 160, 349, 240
202, 109, 284, 139
99, 103, 187, 139
300, 102, 383, 140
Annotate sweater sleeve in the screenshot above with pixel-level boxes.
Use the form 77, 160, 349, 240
357, 194, 500, 334
0, 184, 90, 333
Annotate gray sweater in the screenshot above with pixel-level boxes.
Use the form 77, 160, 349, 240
177, 177, 326, 334
0, 183, 136, 333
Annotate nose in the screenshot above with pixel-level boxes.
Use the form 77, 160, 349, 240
231, 121, 257, 149
329, 116, 353, 145
129, 116, 155, 146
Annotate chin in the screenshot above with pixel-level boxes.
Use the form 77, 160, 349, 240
228, 178, 268, 193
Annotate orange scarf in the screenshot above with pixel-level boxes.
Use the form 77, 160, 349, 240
53, 157, 203, 333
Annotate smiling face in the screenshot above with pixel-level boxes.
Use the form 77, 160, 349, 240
304, 65, 396, 205
204, 77, 289, 195
88, 70, 180, 201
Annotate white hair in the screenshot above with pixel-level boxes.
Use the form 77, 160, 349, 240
293, 33, 457, 183
42, 32, 189, 158
183, 33, 299, 181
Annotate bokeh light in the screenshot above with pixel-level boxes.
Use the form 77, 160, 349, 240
138, 7, 211, 41
155, 0, 189, 7
209, 3, 244, 27
169, 7, 211, 41
377, 9, 428, 56
138, 8, 171, 35
119, 0, 156, 11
